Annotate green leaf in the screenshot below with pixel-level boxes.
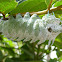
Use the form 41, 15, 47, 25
59, 56, 62, 62
56, 49, 62, 58
10, 0, 47, 15
18, 0, 26, 4
0, 51, 3, 61
0, 0, 18, 14
49, 59, 57, 62
54, 10, 62, 14
52, 0, 57, 5
1, 47, 16, 56
5, 58, 14, 62
53, 33, 62, 49
45, 0, 51, 7
55, 33, 62, 42
54, 1, 62, 7
3, 37, 15, 47
54, 41, 62, 49
55, 14, 62, 20
23, 60, 43, 62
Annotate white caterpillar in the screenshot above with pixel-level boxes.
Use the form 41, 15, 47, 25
0, 12, 62, 46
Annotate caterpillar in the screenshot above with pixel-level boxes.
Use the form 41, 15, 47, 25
0, 12, 62, 46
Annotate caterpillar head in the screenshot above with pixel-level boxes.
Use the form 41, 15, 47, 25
46, 24, 62, 33
42, 14, 62, 33
46, 23, 62, 45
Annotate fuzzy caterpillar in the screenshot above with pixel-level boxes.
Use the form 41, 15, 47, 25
0, 12, 62, 46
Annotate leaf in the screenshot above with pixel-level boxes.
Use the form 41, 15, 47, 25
45, 0, 51, 7
55, 33, 62, 42
3, 37, 15, 47
54, 10, 62, 14
49, 59, 57, 62
55, 14, 62, 20
21, 43, 34, 59
54, 41, 62, 49
59, 56, 62, 62
53, 33, 62, 49
52, 0, 57, 5
23, 60, 43, 62
5, 58, 14, 62
0, 46, 16, 56
0, 0, 18, 14
56, 49, 62, 58
18, 0, 26, 4
54, 1, 62, 7
0, 51, 3, 61
10, 0, 47, 15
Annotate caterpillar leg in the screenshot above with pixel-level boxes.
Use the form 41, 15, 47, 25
51, 39, 55, 46
47, 40, 51, 48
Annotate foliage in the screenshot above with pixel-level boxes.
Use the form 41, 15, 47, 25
0, 0, 17, 14
0, 0, 62, 62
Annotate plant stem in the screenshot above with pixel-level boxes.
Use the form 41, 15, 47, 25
47, 46, 51, 62
37, 45, 41, 60
48, 0, 53, 10
21, 5, 62, 16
